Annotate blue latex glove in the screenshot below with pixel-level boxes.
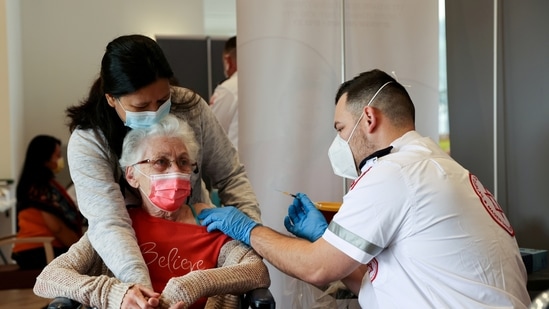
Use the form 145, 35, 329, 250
197, 206, 260, 246
284, 192, 328, 242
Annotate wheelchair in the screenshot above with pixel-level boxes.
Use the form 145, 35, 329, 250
47, 287, 275, 309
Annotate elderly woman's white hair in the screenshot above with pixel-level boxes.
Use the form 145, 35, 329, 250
119, 114, 199, 169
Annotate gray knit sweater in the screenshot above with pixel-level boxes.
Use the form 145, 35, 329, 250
67, 86, 261, 287
33, 234, 270, 309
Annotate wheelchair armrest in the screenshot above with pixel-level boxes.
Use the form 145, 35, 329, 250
245, 287, 276, 309
47, 297, 81, 309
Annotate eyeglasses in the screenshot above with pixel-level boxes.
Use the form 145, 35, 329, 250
133, 156, 198, 173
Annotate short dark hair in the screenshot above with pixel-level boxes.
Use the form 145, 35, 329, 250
224, 36, 236, 57
335, 69, 415, 125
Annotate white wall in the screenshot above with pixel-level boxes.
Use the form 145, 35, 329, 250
1, 0, 242, 265
0, 0, 208, 255
6, 0, 205, 185
204, 0, 236, 35
0, 0, 16, 255
0, 0, 14, 179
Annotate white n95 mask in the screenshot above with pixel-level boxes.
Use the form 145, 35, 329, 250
328, 133, 359, 179
328, 113, 364, 179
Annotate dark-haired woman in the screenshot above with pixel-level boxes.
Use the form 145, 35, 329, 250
12, 135, 83, 269
65, 34, 261, 295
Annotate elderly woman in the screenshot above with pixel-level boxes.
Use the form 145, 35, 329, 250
33, 115, 270, 309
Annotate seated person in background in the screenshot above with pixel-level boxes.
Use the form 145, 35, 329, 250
12, 135, 84, 269
34, 115, 270, 309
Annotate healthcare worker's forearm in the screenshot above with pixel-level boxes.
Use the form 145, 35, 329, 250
249, 226, 357, 288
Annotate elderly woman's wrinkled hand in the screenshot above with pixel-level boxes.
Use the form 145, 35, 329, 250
121, 284, 160, 309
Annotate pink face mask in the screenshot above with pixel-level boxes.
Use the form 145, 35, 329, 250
141, 172, 192, 212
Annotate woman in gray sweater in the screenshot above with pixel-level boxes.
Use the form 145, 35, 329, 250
64, 34, 261, 294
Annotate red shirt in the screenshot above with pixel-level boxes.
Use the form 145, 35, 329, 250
130, 208, 231, 308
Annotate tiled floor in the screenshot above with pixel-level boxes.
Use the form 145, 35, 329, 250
0, 288, 51, 309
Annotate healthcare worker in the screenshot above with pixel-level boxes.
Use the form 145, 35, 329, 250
198, 69, 531, 308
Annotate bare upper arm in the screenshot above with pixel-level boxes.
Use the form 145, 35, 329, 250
41, 211, 65, 234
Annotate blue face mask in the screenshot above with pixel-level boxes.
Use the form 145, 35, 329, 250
118, 98, 172, 129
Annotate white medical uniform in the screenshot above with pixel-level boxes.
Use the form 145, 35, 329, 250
210, 72, 238, 149
323, 131, 530, 308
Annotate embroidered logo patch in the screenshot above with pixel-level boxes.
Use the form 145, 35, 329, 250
367, 257, 379, 282
469, 173, 515, 236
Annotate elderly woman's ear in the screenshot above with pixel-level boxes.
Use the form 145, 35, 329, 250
126, 166, 139, 188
